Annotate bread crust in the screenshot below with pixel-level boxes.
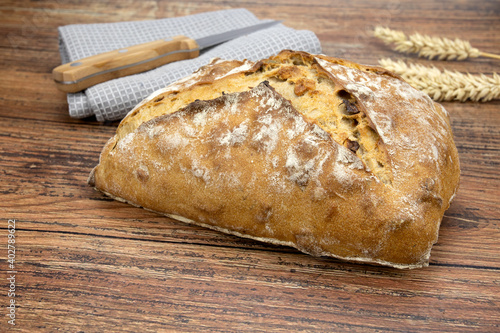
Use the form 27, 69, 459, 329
89, 50, 460, 269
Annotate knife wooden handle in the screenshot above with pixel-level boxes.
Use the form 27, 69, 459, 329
52, 35, 200, 93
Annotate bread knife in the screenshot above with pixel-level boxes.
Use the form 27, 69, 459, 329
53, 20, 281, 93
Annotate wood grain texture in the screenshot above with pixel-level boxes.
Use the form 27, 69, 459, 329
1, 0, 499, 331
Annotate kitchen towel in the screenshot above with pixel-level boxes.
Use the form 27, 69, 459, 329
57, 8, 322, 121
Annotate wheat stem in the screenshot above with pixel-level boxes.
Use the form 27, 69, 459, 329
374, 26, 500, 61
379, 58, 500, 102
480, 51, 500, 60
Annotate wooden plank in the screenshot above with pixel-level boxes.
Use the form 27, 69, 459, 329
13, 231, 500, 332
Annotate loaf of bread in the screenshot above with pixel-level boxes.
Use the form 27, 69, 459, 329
89, 50, 460, 269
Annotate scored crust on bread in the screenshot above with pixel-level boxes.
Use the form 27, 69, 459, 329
89, 50, 460, 269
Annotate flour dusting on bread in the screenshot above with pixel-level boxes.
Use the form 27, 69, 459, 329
89, 50, 460, 269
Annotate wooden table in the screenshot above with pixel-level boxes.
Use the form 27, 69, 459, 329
1, 0, 499, 331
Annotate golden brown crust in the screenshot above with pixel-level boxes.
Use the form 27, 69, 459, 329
90, 50, 460, 269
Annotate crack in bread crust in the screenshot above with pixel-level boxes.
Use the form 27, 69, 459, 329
117, 51, 393, 183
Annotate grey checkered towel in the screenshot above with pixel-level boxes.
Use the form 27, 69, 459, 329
57, 8, 321, 121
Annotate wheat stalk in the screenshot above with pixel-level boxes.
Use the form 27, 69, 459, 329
374, 26, 500, 61
379, 58, 500, 102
